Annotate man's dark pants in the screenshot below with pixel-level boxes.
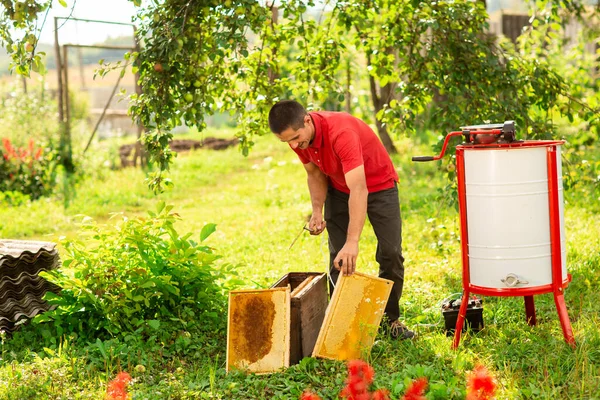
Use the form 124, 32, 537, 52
324, 184, 404, 322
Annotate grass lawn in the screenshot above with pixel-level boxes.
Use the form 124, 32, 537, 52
1, 128, 599, 399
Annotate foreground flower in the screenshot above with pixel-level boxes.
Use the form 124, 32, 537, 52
340, 359, 375, 400
106, 371, 132, 400
466, 365, 497, 400
300, 390, 322, 400
401, 377, 428, 400
372, 388, 391, 400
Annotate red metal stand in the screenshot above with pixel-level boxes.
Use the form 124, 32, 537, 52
452, 144, 576, 349
524, 296, 536, 325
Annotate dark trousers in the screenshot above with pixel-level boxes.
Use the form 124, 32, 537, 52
325, 184, 405, 322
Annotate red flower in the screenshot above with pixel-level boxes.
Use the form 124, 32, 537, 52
2, 137, 15, 159
466, 365, 497, 400
106, 371, 132, 400
401, 377, 428, 400
372, 389, 391, 400
347, 359, 375, 385
341, 360, 375, 400
300, 390, 322, 400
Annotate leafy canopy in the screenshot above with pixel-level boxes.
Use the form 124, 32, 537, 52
1, 0, 598, 192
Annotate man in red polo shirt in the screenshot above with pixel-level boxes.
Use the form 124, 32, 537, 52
268, 100, 414, 340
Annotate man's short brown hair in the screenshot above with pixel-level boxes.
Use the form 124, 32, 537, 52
268, 100, 307, 134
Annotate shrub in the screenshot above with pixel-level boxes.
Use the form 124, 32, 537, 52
0, 190, 30, 206
0, 83, 60, 148
36, 203, 236, 341
0, 137, 59, 199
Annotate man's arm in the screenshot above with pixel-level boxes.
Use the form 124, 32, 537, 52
304, 162, 328, 234
334, 164, 367, 276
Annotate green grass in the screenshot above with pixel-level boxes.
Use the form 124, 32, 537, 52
1, 129, 599, 399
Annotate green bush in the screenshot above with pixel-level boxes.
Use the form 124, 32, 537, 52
0, 190, 31, 206
0, 137, 59, 199
36, 203, 236, 341
0, 83, 60, 147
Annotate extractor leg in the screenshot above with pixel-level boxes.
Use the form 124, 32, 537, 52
524, 296, 536, 326
553, 291, 576, 348
452, 291, 470, 349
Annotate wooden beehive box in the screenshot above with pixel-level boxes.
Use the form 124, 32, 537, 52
312, 272, 392, 361
271, 272, 328, 365
226, 287, 290, 374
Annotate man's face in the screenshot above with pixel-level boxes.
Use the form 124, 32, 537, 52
276, 115, 313, 150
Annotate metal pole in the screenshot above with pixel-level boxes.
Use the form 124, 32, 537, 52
54, 17, 64, 126
63, 46, 70, 127
55, 16, 135, 27
83, 64, 127, 154
63, 45, 73, 172
546, 146, 576, 347
62, 43, 135, 51
78, 47, 85, 89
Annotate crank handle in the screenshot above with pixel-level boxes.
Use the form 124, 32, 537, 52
411, 156, 435, 162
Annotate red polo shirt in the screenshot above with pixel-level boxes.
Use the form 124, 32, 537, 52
291, 111, 398, 194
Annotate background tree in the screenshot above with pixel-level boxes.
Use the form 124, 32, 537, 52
1, 0, 598, 192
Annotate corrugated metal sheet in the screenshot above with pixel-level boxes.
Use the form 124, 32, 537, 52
0, 239, 61, 334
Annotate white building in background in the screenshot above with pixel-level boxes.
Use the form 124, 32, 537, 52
487, 0, 528, 13
487, 0, 599, 51
487, 0, 598, 13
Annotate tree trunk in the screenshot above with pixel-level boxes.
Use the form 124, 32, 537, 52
268, 5, 279, 84
345, 57, 351, 113
133, 26, 147, 167
367, 54, 398, 154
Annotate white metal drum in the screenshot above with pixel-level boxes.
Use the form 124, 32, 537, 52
464, 145, 566, 289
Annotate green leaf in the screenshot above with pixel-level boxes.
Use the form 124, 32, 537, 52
148, 320, 161, 330
58, 0, 68, 6
43, 347, 56, 356
200, 223, 217, 242
96, 339, 107, 359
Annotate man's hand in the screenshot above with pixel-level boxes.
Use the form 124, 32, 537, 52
308, 214, 326, 235
334, 240, 359, 276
